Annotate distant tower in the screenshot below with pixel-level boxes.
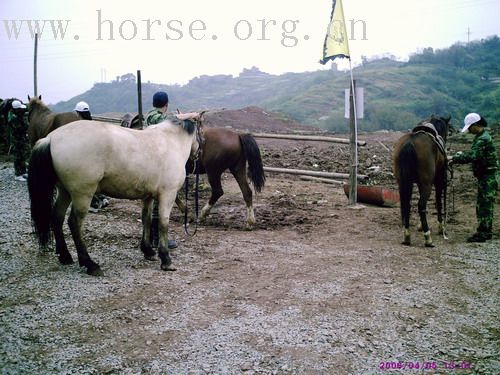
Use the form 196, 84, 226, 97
467, 27, 471, 43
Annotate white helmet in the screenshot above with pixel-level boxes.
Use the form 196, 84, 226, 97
11, 100, 26, 109
74, 101, 90, 112
462, 113, 481, 133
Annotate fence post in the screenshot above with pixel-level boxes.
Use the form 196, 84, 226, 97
137, 70, 143, 129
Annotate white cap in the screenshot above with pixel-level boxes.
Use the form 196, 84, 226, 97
74, 101, 90, 112
11, 100, 26, 109
462, 113, 481, 133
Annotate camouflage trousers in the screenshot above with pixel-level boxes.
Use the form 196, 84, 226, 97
476, 172, 498, 234
11, 135, 29, 176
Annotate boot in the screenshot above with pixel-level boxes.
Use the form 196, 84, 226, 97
466, 232, 488, 243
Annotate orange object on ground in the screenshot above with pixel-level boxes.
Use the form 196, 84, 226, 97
343, 184, 400, 207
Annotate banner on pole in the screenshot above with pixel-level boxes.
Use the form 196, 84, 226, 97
320, 0, 350, 64
344, 87, 364, 119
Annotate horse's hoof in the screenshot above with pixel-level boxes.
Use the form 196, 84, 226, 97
161, 264, 176, 272
245, 225, 253, 231
39, 246, 52, 254
87, 267, 104, 276
425, 243, 435, 248
401, 240, 411, 246
58, 254, 74, 265
144, 254, 156, 261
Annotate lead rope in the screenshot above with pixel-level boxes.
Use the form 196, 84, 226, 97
443, 128, 456, 240
443, 159, 449, 240
442, 129, 451, 240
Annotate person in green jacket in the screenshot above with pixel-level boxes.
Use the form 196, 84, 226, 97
451, 113, 498, 242
144, 91, 179, 250
7, 100, 29, 181
145, 91, 176, 127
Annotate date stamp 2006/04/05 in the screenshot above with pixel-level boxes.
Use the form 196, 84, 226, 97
379, 360, 472, 371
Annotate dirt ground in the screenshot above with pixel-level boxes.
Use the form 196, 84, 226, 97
0, 111, 499, 374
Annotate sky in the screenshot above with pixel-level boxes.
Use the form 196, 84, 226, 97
1, 0, 499, 105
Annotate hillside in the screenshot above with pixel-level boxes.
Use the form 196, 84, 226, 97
52, 36, 500, 132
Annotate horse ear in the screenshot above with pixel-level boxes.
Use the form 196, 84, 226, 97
445, 115, 451, 123
28, 95, 31, 101
38, 95, 42, 100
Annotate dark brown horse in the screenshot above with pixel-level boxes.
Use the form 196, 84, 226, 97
27, 95, 82, 147
393, 115, 451, 247
184, 127, 266, 230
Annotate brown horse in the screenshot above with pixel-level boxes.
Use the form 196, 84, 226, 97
27, 95, 82, 147
393, 115, 451, 247
183, 127, 266, 230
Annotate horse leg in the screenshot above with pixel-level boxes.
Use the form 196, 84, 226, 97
140, 197, 156, 261
52, 188, 73, 265
398, 181, 412, 246
434, 175, 448, 238
402, 216, 411, 246
157, 191, 177, 271
68, 195, 102, 276
199, 171, 224, 221
231, 166, 255, 230
417, 183, 434, 247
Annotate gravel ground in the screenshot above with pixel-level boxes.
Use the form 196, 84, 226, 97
0, 130, 499, 375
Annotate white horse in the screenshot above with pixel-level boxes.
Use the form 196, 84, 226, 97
28, 119, 202, 275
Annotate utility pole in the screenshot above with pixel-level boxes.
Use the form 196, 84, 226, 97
467, 27, 471, 43
33, 33, 38, 96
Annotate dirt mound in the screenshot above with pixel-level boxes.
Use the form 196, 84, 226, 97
203, 106, 325, 134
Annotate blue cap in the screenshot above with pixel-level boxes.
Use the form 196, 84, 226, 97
152, 91, 168, 108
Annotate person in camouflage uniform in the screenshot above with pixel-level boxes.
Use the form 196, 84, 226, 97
451, 113, 498, 242
145, 91, 179, 250
145, 91, 177, 127
7, 100, 29, 181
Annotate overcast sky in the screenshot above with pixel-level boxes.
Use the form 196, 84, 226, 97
1, 0, 499, 105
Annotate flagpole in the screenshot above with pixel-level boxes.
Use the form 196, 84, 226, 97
348, 58, 358, 205
320, 0, 358, 204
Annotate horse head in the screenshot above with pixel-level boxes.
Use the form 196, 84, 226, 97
176, 112, 206, 161
428, 115, 452, 141
190, 118, 205, 161
27, 95, 51, 122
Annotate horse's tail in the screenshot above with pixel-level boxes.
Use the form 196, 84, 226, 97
28, 138, 56, 248
397, 139, 417, 225
239, 134, 266, 193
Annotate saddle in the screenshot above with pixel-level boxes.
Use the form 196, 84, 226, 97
121, 113, 144, 129
412, 122, 446, 156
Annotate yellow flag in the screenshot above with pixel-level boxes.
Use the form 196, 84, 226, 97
321, 0, 350, 64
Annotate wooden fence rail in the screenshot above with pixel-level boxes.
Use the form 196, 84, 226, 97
92, 116, 122, 124
252, 132, 366, 146
263, 167, 368, 181
92, 116, 365, 147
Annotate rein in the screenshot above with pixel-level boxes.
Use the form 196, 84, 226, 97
183, 122, 203, 237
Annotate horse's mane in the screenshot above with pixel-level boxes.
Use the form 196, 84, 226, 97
147, 119, 197, 135
29, 97, 52, 114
